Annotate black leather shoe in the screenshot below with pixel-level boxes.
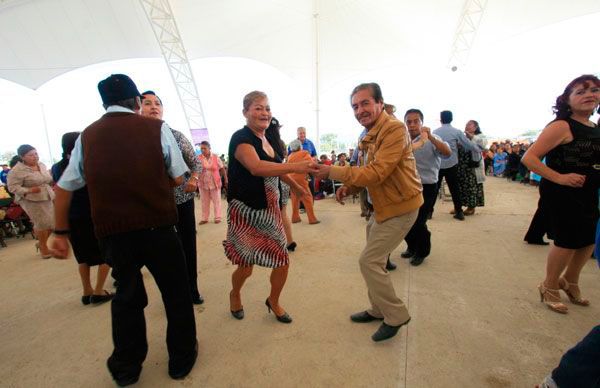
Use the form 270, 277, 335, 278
526, 240, 549, 246
386, 256, 397, 271
107, 357, 141, 387
372, 318, 411, 342
230, 308, 244, 320
168, 341, 198, 380
350, 311, 383, 323
90, 291, 114, 305
453, 211, 465, 221
192, 294, 204, 305
410, 256, 425, 266
400, 250, 414, 259
81, 295, 91, 305
265, 298, 292, 323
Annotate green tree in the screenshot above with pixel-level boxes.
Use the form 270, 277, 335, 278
1, 151, 15, 163
319, 133, 338, 155
519, 129, 540, 137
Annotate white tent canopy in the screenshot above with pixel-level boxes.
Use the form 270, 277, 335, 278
1, 0, 599, 161
2, 0, 599, 90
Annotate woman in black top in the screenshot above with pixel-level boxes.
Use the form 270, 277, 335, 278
52, 132, 113, 305
522, 74, 600, 314
224, 91, 317, 323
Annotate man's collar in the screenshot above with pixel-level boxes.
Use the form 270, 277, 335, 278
106, 105, 136, 114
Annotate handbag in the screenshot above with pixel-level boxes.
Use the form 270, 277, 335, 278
5, 203, 24, 220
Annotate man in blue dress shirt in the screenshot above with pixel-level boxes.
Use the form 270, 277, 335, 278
432, 110, 480, 220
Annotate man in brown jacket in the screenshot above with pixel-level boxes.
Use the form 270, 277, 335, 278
315, 82, 423, 342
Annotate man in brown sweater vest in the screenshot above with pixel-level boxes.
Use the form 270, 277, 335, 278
51, 74, 197, 386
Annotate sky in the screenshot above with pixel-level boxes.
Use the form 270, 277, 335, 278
0, 12, 598, 166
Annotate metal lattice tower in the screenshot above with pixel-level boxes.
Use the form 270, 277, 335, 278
139, 0, 207, 137
447, 0, 488, 70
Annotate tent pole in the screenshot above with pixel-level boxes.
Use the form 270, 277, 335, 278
313, 0, 320, 153
40, 103, 53, 163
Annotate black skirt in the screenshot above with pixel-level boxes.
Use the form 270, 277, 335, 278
69, 218, 104, 266
540, 179, 598, 249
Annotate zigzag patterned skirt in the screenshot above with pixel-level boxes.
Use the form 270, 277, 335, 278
223, 177, 289, 268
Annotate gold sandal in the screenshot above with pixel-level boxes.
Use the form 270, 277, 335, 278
559, 278, 590, 306
538, 283, 568, 314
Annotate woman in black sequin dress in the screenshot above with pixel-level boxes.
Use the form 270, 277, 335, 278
522, 75, 600, 314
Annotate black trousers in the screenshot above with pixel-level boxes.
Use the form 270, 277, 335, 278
101, 226, 196, 378
404, 183, 437, 257
436, 165, 462, 213
524, 191, 549, 242
176, 199, 200, 300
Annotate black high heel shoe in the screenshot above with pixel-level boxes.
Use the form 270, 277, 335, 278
265, 298, 292, 323
230, 308, 244, 320
230, 291, 244, 320
286, 242, 297, 252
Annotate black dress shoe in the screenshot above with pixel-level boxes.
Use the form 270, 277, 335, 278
526, 240, 549, 246
192, 294, 205, 305
90, 291, 114, 305
400, 250, 415, 259
386, 256, 397, 271
230, 308, 244, 320
265, 298, 292, 323
169, 340, 198, 380
410, 256, 425, 266
81, 295, 91, 305
350, 311, 383, 323
453, 211, 465, 221
107, 357, 141, 387
372, 318, 411, 342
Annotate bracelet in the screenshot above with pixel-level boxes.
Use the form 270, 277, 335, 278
53, 229, 70, 235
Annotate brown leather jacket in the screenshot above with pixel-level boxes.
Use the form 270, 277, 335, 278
330, 111, 423, 223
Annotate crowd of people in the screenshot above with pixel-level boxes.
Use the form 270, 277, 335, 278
0, 72, 598, 386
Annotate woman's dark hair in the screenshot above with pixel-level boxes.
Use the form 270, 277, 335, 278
53, 132, 81, 180
553, 74, 600, 120
200, 140, 211, 147
266, 117, 286, 159
61, 132, 80, 159
17, 144, 35, 157
9, 155, 22, 168
468, 120, 482, 135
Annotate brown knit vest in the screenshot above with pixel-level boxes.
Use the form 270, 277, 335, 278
82, 112, 177, 238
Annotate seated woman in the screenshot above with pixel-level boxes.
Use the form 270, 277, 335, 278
492, 145, 508, 176
334, 153, 349, 167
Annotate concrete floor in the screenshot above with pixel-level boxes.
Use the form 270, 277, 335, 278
0, 177, 598, 387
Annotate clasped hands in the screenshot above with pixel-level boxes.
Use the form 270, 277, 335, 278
296, 161, 349, 204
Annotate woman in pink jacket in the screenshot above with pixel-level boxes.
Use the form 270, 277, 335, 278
198, 141, 227, 224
